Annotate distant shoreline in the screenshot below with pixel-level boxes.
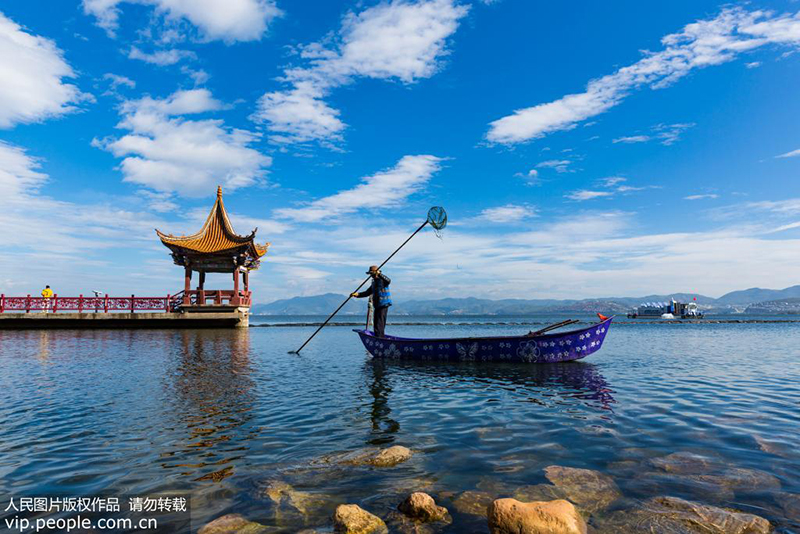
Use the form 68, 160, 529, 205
250, 319, 800, 327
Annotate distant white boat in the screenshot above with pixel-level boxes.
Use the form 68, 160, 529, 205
661, 313, 676, 320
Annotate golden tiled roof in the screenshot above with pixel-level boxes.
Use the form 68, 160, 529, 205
156, 186, 269, 259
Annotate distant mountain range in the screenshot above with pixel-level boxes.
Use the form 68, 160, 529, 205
252, 285, 800, 315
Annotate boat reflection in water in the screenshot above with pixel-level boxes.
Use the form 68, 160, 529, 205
360, 357, 616, 445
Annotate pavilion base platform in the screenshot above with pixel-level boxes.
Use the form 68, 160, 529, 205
0, 307, 250, 329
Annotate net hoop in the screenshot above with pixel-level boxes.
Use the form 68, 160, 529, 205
427, 206, 447, 239
427, 206, 447, 228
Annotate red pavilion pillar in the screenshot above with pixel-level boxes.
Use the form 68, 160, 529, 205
183, 267, 192, 305
198, 271, 206, 304
232, 269, 241, 306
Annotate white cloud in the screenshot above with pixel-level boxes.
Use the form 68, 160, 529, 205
254, 207, 800, 302
536, 159, 571, 173
515, 168, 541, 186
613, 124, 695, 146
602, 176, 626, 187
653, 123, 695, 145
685, 194, 719, 200
253, 0, 469, 145
83, 0, 282, 42
256, 83, 345, 145
0, 140, 164, 259
128, 46, 196, 66
776, 148, 800, 158
746, 61, 762, 68
0, 12, 89, 129
94, 88, 270, 196
487, 8, 800, 144
104, 73, 136, 89
613, 135, 650, 144
479, 204, 536, 223
275, 155, 442, 222
565, 190, 613, 201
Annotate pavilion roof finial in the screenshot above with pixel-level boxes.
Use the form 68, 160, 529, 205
217, 185, 222, 198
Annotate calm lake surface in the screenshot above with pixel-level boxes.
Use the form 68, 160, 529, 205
1, 316, 799, 532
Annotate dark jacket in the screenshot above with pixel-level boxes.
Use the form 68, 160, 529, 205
356, 273, 392, 308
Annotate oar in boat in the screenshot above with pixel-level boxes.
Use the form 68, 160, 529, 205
288, 207, 448, 354
526, 319, 580, 337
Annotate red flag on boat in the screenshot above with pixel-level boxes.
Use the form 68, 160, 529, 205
597, 313, 609, 321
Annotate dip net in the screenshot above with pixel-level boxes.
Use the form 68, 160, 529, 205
427, 206, 447, 238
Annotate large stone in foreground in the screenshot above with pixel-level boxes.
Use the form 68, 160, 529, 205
488, 498, 587, 534
198, 514, 269, 534
398, 492, 449, 523
333, 504, 388, 534
544, 466, 622, 512
595, 496, 772, 534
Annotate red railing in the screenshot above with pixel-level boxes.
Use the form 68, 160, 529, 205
183, 290, 252, 307
0, 291, 250, 313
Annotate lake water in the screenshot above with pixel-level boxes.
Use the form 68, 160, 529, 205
1, 316, 799, 532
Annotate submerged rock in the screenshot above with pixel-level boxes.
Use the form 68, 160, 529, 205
370, 445, 413, 467
198, 514, 269, 534
487, 498, 587, 534
333, 504, 388, 534
690, 468, 781, 493
627, 471, 735, 503
398, 492, 449, 523
321, 445, 413, 468
451, 490, 495, 517
384, 511, 436, 534
512, 484, 568, 503
775, 492, 800, 521
260, 480, 332, 516
753, 435, 793, 458
596, 496, 772, 533
650, 452, 720, 475
543, 465, 622, 513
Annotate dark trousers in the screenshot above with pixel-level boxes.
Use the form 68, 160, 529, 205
373, 306, 388, 337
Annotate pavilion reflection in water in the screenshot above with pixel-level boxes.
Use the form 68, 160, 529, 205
159, 329, 257, 483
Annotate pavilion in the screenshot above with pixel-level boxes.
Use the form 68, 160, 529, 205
156, 186, 269, 309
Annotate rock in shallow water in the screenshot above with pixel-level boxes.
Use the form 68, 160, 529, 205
650, 452, 721, 475
595, 496, 771, 534
543, 465, 622, 513
370, 445, 413, 467
690, 468, 781, 493
452, 490, 495, 517
333, 504, 388, 534
487, 498, 587, 534
321, 445, 414, 468
398, 492, 449, 523
198, 514, 269, 534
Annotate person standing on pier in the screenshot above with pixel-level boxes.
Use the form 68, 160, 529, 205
41, 285, 53, 313
351, 266, 392, 337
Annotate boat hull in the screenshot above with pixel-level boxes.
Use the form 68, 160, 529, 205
354, 318, 612, 363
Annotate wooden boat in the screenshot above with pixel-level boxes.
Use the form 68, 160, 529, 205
354, 317, 613, 363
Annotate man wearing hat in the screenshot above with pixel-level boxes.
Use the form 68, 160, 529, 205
351, 266, 392, 337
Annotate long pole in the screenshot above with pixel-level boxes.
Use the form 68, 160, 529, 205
289, 220, 429, 354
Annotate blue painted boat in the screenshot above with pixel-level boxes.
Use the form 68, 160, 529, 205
354, 317, 613, 363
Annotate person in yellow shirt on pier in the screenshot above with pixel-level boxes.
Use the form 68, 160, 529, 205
41, 285, 53, 313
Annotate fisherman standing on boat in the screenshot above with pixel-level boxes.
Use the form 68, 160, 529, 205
351, 266, 392, 337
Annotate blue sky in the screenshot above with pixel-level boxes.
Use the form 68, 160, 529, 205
2, 0, 800, 303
